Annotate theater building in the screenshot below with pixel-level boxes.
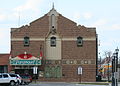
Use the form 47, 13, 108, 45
1, 7, 97, 82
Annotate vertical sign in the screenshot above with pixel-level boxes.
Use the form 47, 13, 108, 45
78, 66, 82, 83
33, 67, 38, 74
78, 66, 82, 75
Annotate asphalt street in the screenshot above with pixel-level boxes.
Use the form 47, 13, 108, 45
20, 82, 110, 86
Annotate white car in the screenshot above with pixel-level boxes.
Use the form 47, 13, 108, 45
0, 73, 21, 86
15, 74, 22, 85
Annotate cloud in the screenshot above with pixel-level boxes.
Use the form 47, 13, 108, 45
0, 10, 20, 23
92, 19, 108, 27
0, 28, 10, 53
83, 12, 92, 20
0, 0, 43, 23
73, 12, 81, 20
0, 31, 4, 39
111, 24, 120, 30
9, 0, 44, 26
0, 14, 7, 21
96, 23, 120, 31
101, 38, 120, 50
72, 12, 93, 23
73, 12, 93, 20
0, 28, 10, 39
14, 0, 43, 12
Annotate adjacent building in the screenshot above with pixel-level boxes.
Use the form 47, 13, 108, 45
0, 7, 97, 82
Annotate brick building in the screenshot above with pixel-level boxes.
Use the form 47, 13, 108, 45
0, 54, 11, 73
0, 7, 97, 82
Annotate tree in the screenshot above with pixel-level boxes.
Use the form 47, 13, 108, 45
103, 51, 112, 82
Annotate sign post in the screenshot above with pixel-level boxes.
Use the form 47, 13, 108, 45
78, 66, 82, 83
33, 67, 38, 74
33, 67, 38, 83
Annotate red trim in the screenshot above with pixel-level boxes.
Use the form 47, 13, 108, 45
17, 54, 33, 59
40, 51, 42, 57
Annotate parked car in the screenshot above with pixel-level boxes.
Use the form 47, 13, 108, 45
15, 74, 22, 85
20, 75, 32, 85
0, 73, 21, 86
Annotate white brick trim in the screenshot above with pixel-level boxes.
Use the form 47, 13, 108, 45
11, 37, 96, 41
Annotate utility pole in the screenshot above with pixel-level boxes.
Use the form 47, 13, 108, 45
112, 54, 115, 86
108, 56, 110, 82
108, 52, 111, 82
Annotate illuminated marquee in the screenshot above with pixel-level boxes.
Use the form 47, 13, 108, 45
10, 60, 41, 65
9, 53, 42, 65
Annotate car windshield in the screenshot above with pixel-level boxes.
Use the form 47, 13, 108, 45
20, 75, 30, 79
0, 75, 2, 78
9, 74, 16, 77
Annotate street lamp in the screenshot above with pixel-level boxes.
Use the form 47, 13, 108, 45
112, 47, 119, 86
115, 48, 119, 86
112, 53, 115, 86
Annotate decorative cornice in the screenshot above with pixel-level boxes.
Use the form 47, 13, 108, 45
44, 59, 96, 65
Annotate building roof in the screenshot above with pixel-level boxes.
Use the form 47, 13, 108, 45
11, 7, 96, 39
0, 54, 9, 58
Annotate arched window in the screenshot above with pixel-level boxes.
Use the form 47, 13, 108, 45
77, 36, 83, 47
50, 37, 56, 47
51, 14, 55, 29
24, 36, 29, 46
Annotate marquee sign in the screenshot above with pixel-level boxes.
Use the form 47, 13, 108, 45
10, 60, 41, 65
9, 52, 42, 65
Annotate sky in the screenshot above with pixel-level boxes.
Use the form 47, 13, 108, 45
0, 0, 120, 58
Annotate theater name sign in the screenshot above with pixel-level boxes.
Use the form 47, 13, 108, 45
10, 53, 41, 65
10, 60, 41, 65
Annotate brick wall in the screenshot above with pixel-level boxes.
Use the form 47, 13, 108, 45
57, 15, 96, 38
62, 41, 96, 59
0, 54, 12, 72
11, 41, 45, 57
11, 15, 49, 38
10, 9, 97, 82
0, 54, 9, 65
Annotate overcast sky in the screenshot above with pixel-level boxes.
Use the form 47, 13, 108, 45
0, 0, 120, 58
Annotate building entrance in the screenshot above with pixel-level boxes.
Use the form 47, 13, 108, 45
15, 69, 33, 76
14, 67, 39, 79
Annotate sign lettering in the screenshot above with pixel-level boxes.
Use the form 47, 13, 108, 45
10, 60, 41, 65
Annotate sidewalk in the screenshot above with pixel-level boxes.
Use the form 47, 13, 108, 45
32, 81, 109, 86
109, 82, 120, 86
31, 81, 120, 86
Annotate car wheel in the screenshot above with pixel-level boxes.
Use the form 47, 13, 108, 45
25, 82, 29, 85
21, 81, 25, 85
10, 81, 15, 86
16, 81, 19, 86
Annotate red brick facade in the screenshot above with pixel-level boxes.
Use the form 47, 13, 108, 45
0, 54, 12, 73
0, 7, 97, 82
0, 54, 9, 66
